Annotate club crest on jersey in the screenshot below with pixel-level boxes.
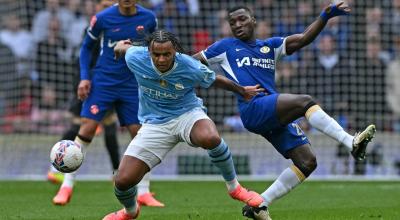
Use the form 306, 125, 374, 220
90, 16, 97, 28
136, 25, 145, 34
175, 83, 184, 90
160, 79, 167, 87
90, 105, 99, 115
260, 46, 270, 54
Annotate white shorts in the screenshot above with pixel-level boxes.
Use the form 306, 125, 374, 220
124, 107, 210, 169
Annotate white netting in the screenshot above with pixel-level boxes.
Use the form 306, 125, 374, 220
1, 0, 400, 179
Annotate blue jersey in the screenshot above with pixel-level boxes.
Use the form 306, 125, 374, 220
80, 4, 157, 86
125, 46, 216, 124
201, 37, 286, 104
202, 37, 309, 157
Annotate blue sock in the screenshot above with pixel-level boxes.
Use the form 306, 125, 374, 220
207, 139, 237, 181
114, 185, 138, 214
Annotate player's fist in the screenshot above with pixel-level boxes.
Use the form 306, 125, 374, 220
114, 39, 132, 59
242, 84, 265, 101
320, 1, 350, 22
77, 80, 91, 101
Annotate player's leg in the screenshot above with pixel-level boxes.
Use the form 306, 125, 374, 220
53, 87, 110, 205
48, 101, 82, 184
52, 118, 99, 205
104, 122, 174, 219
102, 112, 120, 172
275, 94, 375, 160
187, 109, 263, 207
244, 145, 314, 220
103, 155, 149, 220
261, 144, 314, 208
117, 90, 164, 207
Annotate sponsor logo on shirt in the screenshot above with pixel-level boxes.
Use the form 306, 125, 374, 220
236, 57, 275, 70
140, 85, 179, 99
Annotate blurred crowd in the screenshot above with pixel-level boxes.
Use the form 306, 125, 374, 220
0, 0, 400, 135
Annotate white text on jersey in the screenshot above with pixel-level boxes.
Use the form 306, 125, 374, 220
236, 57, 275, 70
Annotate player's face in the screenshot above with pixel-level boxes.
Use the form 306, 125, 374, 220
118, 0, 136, 8
228, 9, 256, 41
150, 41, 176, 73
98, 0, 115, 11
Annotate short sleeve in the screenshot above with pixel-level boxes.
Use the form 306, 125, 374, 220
125, 46, 146, 73
198, 64, 216, 88
267, 37, 287, 61
201, 39, 229, 65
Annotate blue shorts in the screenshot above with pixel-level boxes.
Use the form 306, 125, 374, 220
81, 82, 139, 126
239, 93, 309, 157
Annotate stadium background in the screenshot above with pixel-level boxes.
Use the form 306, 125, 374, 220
0, 0, 400, 180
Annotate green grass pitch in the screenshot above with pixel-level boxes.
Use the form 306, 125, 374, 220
1, 180, 399, 220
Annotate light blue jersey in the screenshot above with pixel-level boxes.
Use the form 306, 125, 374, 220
125, 46, 216, 124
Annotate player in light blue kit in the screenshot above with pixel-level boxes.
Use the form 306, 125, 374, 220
194, 2, 376, 219
102, 30, 265, 220
53, 0, 163, 207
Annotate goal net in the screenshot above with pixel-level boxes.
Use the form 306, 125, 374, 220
1, 0, 399, 180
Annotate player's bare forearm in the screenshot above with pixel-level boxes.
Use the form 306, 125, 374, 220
285, 19, 326, 54
193, 52, 208, 66
285, 1, 350, 54
212, 75, 244, 94
212, 75, 264, 101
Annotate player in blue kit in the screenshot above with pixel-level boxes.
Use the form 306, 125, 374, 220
52, 0, 163, 207
193, 2, 376, 219
102, 30, 265, 220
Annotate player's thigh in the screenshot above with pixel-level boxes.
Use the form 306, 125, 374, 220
262, 121, 309, 158
124, 123, 178, 170
240, 93, 281, 133
175, 107, 214, 147
190, 119, 221, 148
81, 85, 115, 122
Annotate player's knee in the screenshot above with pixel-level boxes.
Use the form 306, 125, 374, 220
80, 118, 99, 138
298, 94, 314, 107
114, 172, 139, 190
199, 133, 221, 149
296, 156, 317, 177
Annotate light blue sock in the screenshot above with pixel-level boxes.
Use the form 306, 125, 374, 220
114, 186, 138, 214
207, 139, 237, 182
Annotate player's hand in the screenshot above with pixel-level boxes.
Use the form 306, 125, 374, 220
242, 84, 265, 101
320, 1, 350, 22
114, 39, 132, 59
77, 80, 91, 101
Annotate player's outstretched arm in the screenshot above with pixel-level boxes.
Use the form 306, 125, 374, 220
285, 1, 350, 55
212, 75, 265, 101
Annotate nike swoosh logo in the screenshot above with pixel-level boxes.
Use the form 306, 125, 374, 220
302, 137, 307, 141
108, 40, 118, 48
235, 48, 244, 52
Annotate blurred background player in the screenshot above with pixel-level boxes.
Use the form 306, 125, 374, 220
194, 2, 375, 219
47, 0, 120, 185
103, 31, 264, 220
52, 0, 164, 207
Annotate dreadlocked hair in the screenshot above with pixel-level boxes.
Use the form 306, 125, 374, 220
146, 30, 186, 54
